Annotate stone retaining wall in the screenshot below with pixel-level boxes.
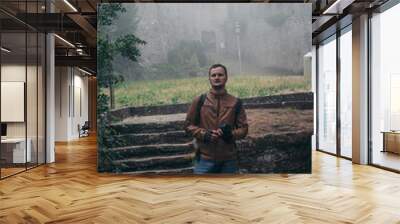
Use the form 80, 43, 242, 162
109, 92, 313, 120
237, 131, 312, 173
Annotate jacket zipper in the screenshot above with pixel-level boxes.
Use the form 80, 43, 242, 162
216, 97, 220, 118
215, 97, 220, 162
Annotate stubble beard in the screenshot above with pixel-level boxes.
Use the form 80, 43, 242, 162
212, 84, 225, 91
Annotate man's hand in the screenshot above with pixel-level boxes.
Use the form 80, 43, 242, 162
204, 129, 224, 143
211, 130, 220, 142
210, 129, 223, 143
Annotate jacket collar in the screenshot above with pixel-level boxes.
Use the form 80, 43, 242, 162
209, 88, 227, 97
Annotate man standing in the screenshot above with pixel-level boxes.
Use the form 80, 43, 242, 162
184, 64, 248, 174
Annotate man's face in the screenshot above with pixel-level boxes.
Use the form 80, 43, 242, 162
209, 66, 227, 89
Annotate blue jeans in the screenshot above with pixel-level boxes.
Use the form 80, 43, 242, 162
194, 158, 238, 174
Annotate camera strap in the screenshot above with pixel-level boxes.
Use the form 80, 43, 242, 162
194, 93, 207, 126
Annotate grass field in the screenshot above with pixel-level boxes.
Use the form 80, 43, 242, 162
112, 75, 310, 108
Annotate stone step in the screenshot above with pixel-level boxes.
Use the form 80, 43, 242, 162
110, 120, 185, 135
108, 130, 191, 147
110, 143, 194, 159
112, 153, 195, 172
123, 167, 194, 175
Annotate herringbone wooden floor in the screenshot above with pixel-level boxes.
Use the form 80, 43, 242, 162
1, 135, 400, 224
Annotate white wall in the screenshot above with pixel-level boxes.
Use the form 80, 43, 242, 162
1, 65, 26, 81
1, 65, 26, 138
55, 66, 70, 141
1, 65, 42, 137
55, 67, 89, 141
76, 71, 89, 138
1, 63, 46, 164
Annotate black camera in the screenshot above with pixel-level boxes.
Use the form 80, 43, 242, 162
219, 123, 233, 143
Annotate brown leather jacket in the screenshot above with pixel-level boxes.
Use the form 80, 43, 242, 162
184, 89, 248, 161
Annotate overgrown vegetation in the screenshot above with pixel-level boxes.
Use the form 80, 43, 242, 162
144, 40, 209, 80
112, 75, 310, 108
97, 3, 145, 172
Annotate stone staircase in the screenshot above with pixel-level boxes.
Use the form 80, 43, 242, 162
103, 92, 314, 174
108, 116, 195, 174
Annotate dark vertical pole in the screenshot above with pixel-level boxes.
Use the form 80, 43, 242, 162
44, 0, 48, 164
36, 0, 39, 167
110, 82, 114, 109
25, 0, 28, 171
69, 69, 71, 118
73, 68, 75, 118
367, 10, 373, 165
60, 68, 62, 117
316, 44, 320, 151
336, 27, 341, 157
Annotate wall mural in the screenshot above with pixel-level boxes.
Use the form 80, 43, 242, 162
97, 3, 313, 174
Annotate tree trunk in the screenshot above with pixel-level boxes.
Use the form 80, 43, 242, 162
110, 84, 115, 109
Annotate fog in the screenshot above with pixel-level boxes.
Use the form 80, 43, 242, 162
108, 3, 311, 80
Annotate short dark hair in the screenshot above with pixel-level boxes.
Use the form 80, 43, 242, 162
209, 64, 227, 76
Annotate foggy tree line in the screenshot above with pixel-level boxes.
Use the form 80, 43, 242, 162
109, 4, 311, 81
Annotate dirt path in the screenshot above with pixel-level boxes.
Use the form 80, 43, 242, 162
247, 108, 313, 137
